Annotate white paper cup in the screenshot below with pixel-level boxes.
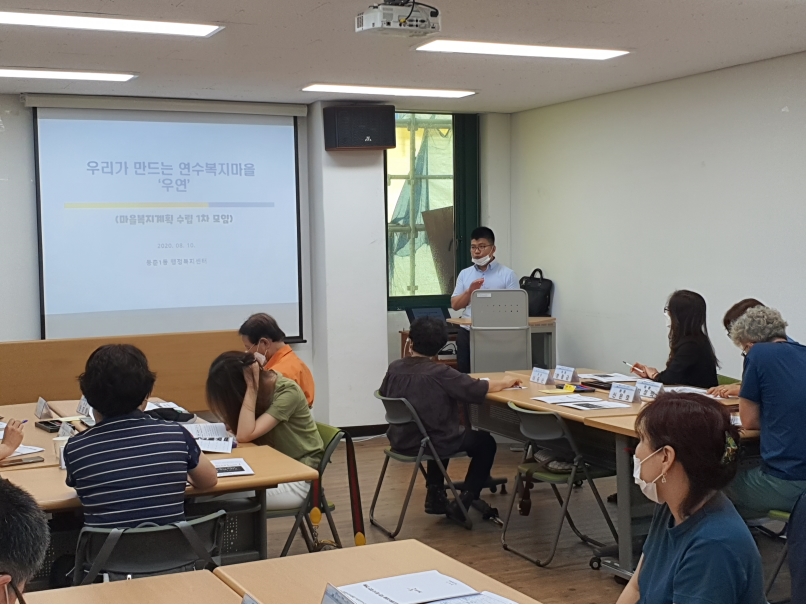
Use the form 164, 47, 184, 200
53, 436, 69, 460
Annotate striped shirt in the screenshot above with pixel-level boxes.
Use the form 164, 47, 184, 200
64, 410, 200, 528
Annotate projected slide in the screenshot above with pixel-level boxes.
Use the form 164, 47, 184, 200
36, 108, 301, 339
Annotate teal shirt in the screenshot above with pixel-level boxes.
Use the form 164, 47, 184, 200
638, 493, 764, 604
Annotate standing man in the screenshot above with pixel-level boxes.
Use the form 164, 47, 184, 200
451, 227, 519, 373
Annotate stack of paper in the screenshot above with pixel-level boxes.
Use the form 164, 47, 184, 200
212, 458, 254, 477
579, 373, 638, 383
10, 445, 45, 458
183, 423, 234, 453
324, 571, 516, 604
532, 394, 602, 405
145, 401, 188, 412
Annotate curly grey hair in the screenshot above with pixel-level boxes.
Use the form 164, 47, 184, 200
729, 306, 788, 346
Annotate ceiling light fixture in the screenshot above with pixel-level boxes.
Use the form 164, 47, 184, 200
0, 68, 136, 82
417, 40, 628, 60
303, 84, 474, 98
0, 11, 222, 37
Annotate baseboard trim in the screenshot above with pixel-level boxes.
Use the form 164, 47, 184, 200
341, 424, 388, 438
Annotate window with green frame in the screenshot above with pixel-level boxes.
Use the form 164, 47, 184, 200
385, 113, 479, 310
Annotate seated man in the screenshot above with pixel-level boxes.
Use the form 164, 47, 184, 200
0, 479, 50, 603
64, 344, 218, 528
379, 317, 521, 520
239, 313, 315, 407
724, 306, 806, 518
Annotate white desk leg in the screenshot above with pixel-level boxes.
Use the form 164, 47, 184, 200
600, 433, 635, 579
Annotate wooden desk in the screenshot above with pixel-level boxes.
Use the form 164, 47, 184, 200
25, 570, 241, 604
585, 413, 760, 441
5, 444, 316, 512
0, 403, 64, 471
214, 539, 538, 604
449, 317, 557, 369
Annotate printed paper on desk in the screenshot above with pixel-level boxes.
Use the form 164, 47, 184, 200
635, 380, 664, 400
533, 394, 601, 405
557, 400, 631, 411
579, 373, 638, 383
609, 383, 642, 403
665, 386, 714, 397
434, 592, 517, 604
530, 367, 553, 385
322, 584, 357, 604
144, 401, 187, 412
338, 571, 477, 604
10, 445, 45, 458
212, 458, 254, 477
35, 397, 53, 420
553, 365, 579, 383
197, 437, 234, 454
184, 423, 229, 440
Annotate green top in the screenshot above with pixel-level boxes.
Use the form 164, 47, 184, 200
254, 374, 323, 469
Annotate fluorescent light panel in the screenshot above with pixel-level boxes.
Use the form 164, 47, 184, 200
0, 68, 136, 82
0, 11, 222, 37
418, 40, 628, 60
303, 84, 474, 98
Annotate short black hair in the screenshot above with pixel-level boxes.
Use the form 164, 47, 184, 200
409, 317, 448, 357
0, 479, 50, 585
79, 344, 156, 417
470, 226, 495, 244
239, 313, 286, 344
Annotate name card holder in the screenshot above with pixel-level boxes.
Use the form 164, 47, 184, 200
635, 379, 664, 400
77, 396, 93, 418
58, 421, 76, 438
608, 383, 642, 403
530, 367, 554, 385
553, 365, 579, 383
35, 397, 53, 420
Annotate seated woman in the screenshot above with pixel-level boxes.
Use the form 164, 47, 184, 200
618, 393, 764, 604
0, 418, 24, 463
708, 298, 765, 398
723, 306, 806, 518
206, 352, 324, 510
631, 290, 719, 389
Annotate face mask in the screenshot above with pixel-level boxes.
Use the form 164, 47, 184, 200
633, 448, 664, 503
253, 351, 267, 366
472, 255, 491, 267
664, 312, 672, 329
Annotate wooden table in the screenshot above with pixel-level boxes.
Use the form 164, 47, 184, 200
25, 570, 241, 604
6, 445, 316, 562
214, 539, 538, 604
0, 402, 66, 471
449, 316, 557, 369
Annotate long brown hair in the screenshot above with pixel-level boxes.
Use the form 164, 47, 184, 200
206, 351, 277, 432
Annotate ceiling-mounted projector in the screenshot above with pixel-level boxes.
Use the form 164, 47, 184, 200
355, 1, 441, 36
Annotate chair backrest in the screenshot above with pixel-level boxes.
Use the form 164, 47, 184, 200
717, 374, 740, 385
791, 492, 806, 603
373, 391, 429, 439
506, 401, 579, 454
73, 510, 226, 585
316, 422, 344, 477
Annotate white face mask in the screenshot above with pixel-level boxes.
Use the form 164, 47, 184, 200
633, 448, 664, 503
253, 351, 267, 366
472, 255, 492, 267
664, 311, 672, 329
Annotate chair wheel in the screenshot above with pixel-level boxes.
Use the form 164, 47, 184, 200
573, 480, 583, 488
489, 485, 498, 494
614, 576, 629, 586
589, 557, 601, 570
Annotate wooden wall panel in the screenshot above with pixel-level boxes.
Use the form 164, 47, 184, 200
0, 331, 244, 412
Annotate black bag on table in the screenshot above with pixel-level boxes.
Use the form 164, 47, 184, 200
519, 268, 553, 317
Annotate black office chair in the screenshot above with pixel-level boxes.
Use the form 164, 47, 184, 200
73, 510, 225, 585
370, 391, 472, 538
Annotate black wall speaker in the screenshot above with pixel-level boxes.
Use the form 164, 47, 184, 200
323, 105, 396, 151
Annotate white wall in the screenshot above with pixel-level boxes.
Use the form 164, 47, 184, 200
308, 102, 388, 427
480, 113, 512, 266
0, 95, 39, 341
509, 51, 806, 381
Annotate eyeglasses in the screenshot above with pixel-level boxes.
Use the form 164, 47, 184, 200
470, 244, 491, 252
1, 573, 25, 604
